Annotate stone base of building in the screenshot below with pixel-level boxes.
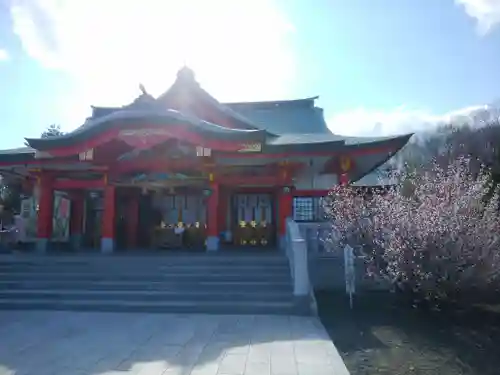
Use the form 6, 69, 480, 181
206, 236, 219, 252
35, 238, 49, 254
70, 234, 82, 250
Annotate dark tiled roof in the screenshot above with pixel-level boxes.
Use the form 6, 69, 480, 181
225, 98, 330, 135
0, 147, 35, 163
0, 146, 35, 155
19, 67, 412, 156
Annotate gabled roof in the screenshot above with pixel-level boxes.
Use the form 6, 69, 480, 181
156, 66, 264, 131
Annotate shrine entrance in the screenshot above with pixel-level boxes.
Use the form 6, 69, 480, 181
231, 193, 275, 248
146, 191, 208, 250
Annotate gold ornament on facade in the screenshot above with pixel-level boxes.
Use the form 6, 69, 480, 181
339, 156, 351, 172
250, 220, 257, 228
261, 239, 268, 245
239, 220, 246, 228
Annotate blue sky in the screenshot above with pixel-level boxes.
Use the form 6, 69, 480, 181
0, 0, 499, 149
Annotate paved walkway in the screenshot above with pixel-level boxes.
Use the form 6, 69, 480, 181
0, 311, 349, 375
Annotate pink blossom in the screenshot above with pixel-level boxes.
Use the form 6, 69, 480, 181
325, 157, 500, 301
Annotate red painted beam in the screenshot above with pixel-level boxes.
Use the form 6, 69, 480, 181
294, 190, 329, 197
53, 179, 105, 190
220, 143, 405, 159
111, 159, 203, 174
219, 175, 285, 185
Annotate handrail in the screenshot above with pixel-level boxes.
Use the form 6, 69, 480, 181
285, 218, 310, 297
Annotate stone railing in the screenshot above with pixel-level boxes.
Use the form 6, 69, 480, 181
285, 218, 316, 315
298, 221, 391, 291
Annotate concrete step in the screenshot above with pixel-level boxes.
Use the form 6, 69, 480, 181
0, 289, 292, 302
0, 254, 288, 266
0, 272, 290, 283
0, 254, 300, 315
0, 265, 291, 275
0, 279, 293, 292
0, 298, 297, 315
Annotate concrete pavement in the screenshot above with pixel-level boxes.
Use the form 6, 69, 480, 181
0, 311, 349, 375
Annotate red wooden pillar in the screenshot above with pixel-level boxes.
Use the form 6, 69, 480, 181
69, 191, 84, 250
126, 196, 139, 249
36, 174, 54, 253
217, 186, 228, 242
101, 185, 116, 253
206, 182, 219, 251
278, 186, 293, 250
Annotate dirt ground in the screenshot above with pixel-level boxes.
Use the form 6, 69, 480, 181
315, 290, 500, 375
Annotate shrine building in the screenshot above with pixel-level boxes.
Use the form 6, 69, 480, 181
0, 67, 411, 253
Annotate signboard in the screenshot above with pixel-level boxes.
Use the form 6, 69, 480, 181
237, 143, 262, 153
344, 244, 356, 309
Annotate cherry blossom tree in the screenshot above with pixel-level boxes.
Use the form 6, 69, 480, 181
325, 157, 500, 304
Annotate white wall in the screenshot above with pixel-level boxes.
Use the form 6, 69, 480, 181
293, 172, 338, 190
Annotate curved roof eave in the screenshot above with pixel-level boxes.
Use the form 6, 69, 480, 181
260, 133, 412, 154
348, 133, 414, 183
25, 109, 267, 150
267, 132, 413, 147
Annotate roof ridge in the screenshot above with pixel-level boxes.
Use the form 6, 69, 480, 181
223, 96, 319, 106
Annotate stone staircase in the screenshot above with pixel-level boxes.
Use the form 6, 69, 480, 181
0, 253, 300, 315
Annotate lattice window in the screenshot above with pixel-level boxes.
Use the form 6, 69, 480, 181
292, 196, 327, 222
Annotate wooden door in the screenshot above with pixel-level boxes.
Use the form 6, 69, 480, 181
232, 193, 274, 247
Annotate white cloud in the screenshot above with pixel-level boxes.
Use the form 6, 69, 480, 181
456, 0, 500, 35
328, 104, 498, 136
8, 0, 295, 129
0, 49, 9, 61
